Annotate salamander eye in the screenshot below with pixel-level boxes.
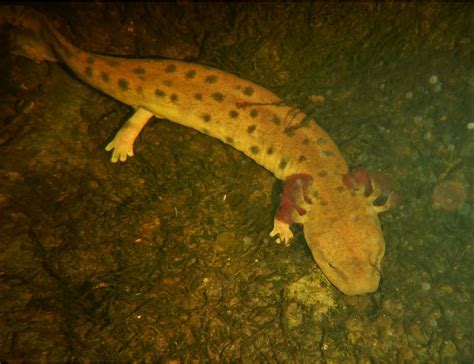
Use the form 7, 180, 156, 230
328, 261, 336, 269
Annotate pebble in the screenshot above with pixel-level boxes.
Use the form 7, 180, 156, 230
467, 122, 474, 130
429, 75, 439, 85
405, 91, 413, 99
421, 282, 431, 291
442, 340, 457, 358
432, 181, 465, 212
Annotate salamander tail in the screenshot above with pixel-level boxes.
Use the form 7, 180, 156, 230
0, 5, 77, 63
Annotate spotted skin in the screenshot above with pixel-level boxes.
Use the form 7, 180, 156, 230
0, 5, 392, 295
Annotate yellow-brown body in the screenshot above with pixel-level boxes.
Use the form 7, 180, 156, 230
1, 5, 392, 295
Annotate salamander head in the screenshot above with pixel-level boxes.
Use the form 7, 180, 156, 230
304, 213, 385, 295
303, 168, 394, 295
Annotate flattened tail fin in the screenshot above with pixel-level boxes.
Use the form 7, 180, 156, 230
0, 5, 77, 63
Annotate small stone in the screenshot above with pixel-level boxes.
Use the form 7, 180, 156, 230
441, 340, 457, 358
421, 282, 431, 291
309, 94, 325, 105
437, 284, 454, 295
432, 181, 466, 211
429, 75, 439, 85
243, 236, 252, 245
433, 83, 442, 93
467, 122, 474, 130
405, 91, 413, 99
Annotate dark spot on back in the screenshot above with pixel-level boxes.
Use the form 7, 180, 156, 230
272, 116, 281, 126
250, 109, 258, 118
318, 170, 328, 177
101, 72, 110, 82
317, 138, 327, 145
284, 128, 295, 136
267, 147, 274, 155
165, 64, 177, 73
303, 138, 310, 145
133, 67, 146, 76
243, 86, 254, 96
298, 155, 307, 163
212, 92, 225, 102
163, 80, 172, 87
202, 113, 211, 122
279, 159, 288, 169
225, 137, 234, 144
229, 110, 239, 119
118, 79, 129, 91
170, 94, 178, 102
205, 75, 217, 84
155, 88, 166, 97
185, 70, 197, 79
250, 146, 260, 154
319, 199, 328, 206
336, 186, 345, 192
247, 125, 256, 134
194, 93, 203, 100
85, 66, 93, 77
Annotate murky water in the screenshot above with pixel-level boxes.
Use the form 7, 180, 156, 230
0, 3, 472, 362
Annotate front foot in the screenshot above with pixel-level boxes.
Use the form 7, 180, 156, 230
270, 174, 313, 246
270, 219, 294, 246
105, 131, 135, 163
104, 107, 155, 163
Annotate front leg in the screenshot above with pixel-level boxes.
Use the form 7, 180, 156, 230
105, 107, 155, 163
270, 174, 313, 246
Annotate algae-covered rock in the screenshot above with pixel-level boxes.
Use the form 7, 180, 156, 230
284, 271, 336, 327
